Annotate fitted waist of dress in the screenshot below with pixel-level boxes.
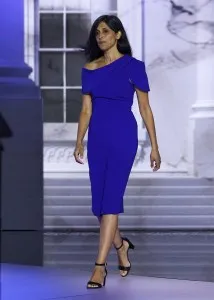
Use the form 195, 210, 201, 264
92, 97, 133, 110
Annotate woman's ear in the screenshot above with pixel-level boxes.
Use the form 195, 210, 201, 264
116, 31, 122, 40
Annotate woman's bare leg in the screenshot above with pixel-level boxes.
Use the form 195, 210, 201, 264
97, 216, 131, 276
87, 214, 118, 287
98, 216, 122, 248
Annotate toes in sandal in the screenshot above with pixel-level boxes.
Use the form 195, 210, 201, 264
86, 262, 108, 289
115, 237, 135, 277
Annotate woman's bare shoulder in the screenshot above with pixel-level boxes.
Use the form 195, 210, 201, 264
83, 57, 103, 70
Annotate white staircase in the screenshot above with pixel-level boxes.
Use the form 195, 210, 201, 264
43, 231, 214, 282
44, 177, 214, 230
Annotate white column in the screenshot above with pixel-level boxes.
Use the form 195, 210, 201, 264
0, 0, 37, 97
118, 0, 150, 173
24, 0, 37, 82
188, 3, 214, 177
193, 59, 214, 116
117, 0, 145, 140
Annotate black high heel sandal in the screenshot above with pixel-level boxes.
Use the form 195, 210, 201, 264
86, 262, 108, 289
115, 237, 135, 277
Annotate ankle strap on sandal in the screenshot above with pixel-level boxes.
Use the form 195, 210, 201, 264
115, 238, 123, 251
95, 262, 106, 266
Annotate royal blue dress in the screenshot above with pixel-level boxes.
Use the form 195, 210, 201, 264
81, 54, 150, 217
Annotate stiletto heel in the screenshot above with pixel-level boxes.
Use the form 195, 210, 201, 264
123, 237, 135, 250
86, 262, 108, 289
115, 237, 135, 277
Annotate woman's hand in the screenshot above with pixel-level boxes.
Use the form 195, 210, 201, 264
150, 149, 161, 172
73, 143, 84, 164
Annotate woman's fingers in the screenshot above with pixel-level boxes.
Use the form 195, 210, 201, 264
74, 147, 84, 164
154, 158, 161, 171
150, 150, 161, 172
79, 147, 84, 159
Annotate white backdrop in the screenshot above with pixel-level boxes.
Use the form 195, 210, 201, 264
24, 0, 214, 177
144, 0, 214, 177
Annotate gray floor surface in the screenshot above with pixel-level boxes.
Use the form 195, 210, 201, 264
2, 263, 214, 300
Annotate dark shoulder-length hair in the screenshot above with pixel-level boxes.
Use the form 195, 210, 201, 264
84, 15, 132, 62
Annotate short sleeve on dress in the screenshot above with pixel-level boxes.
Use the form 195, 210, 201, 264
81, 68, 91, 95
130, 58, 150, 92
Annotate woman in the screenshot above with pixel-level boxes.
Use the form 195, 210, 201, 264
74, 15, 161, 289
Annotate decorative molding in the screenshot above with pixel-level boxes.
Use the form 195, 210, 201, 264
43, 141, 188, 174
190, 103, 214, 119
44, 143, 79, 164
44, 143, 145, 165
24, 0, 37, 81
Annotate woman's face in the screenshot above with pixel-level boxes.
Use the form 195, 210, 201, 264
95, 21, 120, 51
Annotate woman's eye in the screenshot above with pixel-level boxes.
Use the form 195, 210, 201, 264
96, 29, 108, 36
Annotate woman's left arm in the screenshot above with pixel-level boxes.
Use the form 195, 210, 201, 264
135, 88, 161, 171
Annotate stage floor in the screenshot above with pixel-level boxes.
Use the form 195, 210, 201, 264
2, 263, 214, 300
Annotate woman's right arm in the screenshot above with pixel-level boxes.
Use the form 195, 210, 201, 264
74, 94, 92, 164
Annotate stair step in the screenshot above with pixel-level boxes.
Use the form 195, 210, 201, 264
43, 231, 214, 246
44, 177, 214, 187
44, 195, 214, 206
44, 215, 214, 229
43, 252, 213, 263
44, 205, 214, 216
44, 185, 214, 196
43, 247, 214, 254
43, 260, 212, 268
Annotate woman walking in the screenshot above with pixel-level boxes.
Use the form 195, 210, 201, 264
74, 15, 161, 289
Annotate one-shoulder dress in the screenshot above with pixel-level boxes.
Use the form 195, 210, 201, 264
81, 54, 150, 217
